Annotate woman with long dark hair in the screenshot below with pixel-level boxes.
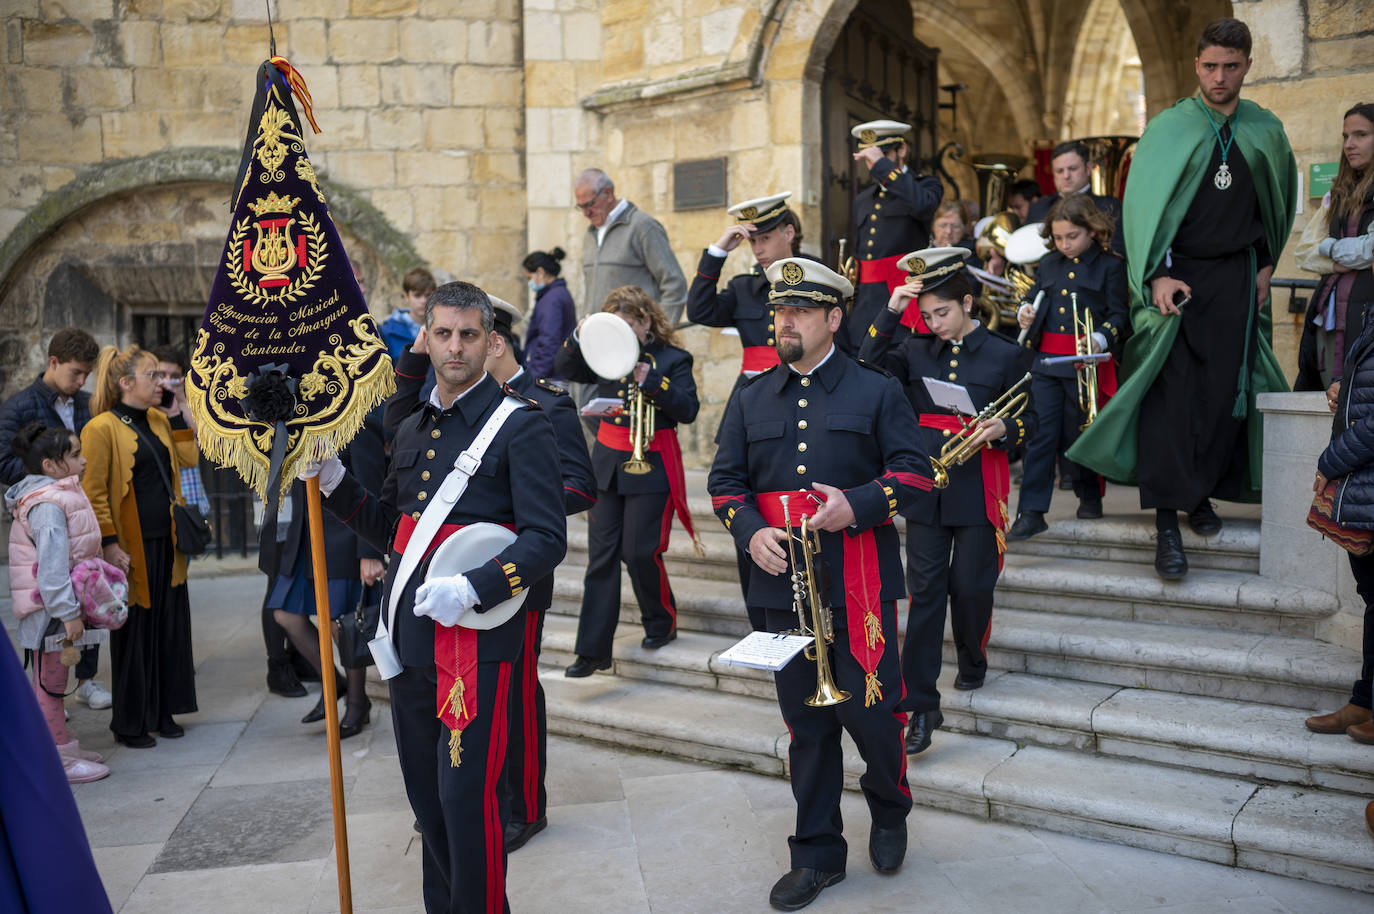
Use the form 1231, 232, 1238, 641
81, 345, 199, 748
1296, 102, 1374, 397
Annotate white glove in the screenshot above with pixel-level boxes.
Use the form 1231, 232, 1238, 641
1091, 331, 1108, 355
1017, 303, 1036, 324
297, 455, 345, 496
414, 574, 479, 628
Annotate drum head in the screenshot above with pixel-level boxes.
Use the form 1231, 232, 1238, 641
580, 312, 640, 381
1005, 223, 1051, 265
426, 523, 529, 630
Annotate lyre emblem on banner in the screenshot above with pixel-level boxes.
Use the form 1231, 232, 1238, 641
227, 191, 328, 306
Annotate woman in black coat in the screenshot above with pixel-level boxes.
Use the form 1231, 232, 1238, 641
266, 406, 386, 737
1307, 299, 1374, 748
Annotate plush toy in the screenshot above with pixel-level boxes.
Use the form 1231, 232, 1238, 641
31, 557, 129, 631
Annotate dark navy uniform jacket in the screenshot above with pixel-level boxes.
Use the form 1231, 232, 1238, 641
687, 251, 775, 351
861, 313, 1035, 527
1027, 191, 1125, 254
1021, 245, 1128, 379
555, 334, 699, 496
384, 348, 596, 516
853, 159, 944, 263
707, 348, 932, 614
325, 372, 567, 667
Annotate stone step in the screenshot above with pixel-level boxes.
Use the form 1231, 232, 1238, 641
537, 614, 1374, 797
1006, 515, 1261, 573
995, 552, 1337, 636
539, 665, 1374, 892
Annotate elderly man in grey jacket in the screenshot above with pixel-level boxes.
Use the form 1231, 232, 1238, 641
576, 168, 687, 325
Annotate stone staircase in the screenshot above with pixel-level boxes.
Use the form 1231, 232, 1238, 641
539, 484, 1374, 893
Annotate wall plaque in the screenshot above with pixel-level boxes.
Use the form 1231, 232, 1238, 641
674, 158, 727, 211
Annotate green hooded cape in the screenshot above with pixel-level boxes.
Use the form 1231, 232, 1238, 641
1065, 95, 1297, 501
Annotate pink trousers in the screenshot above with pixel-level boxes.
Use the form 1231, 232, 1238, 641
31, 649, 72, 747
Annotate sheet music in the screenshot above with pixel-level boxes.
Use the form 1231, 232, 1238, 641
921, 378, 978, 416
716, 631, 814, 671
43, 628, 110, 653
1041, 353, 1112, 366
580, 397, 625, 417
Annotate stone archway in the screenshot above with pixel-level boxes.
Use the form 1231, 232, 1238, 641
1062, 0, 1146, 138
1116, 0, 1234, 118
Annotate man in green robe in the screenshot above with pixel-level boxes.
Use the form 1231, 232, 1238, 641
1066, 17, 1296, 580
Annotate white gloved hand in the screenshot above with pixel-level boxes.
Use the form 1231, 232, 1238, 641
414, 574, 479, 628
297, 455, 345, 496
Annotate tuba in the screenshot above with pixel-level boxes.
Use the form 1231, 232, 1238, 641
579, 312, 653, 474
1078, 135, 1138, 199
1073, 293, 1098, 430
780, 495, 850, 707
929, 372, 1033, 489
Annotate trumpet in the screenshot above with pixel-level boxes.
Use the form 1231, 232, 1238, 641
837, 237, 857, 286
929, 372, 1033, 489
1073, 293, 1098, 430
622, 381, 655, 475
780, 495, 850, 707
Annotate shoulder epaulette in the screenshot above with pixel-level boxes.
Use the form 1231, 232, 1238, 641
535, 378, 568, 396
501, 384, 542, 409
854, 358, 893, 378
741, 364, 779, 387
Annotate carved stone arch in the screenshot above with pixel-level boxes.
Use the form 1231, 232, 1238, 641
1061, 0, 1145, 137
1115, 0, 1234, 118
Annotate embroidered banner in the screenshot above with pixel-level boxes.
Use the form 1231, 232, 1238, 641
187, 58, 393, 499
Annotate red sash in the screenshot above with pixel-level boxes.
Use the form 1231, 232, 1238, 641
741, 345, 780, 374
596, 422, 702, 553
393, 514, 514, 766
1039, 332, 1119, 402
858, 254, 905, 290
918, 415, 1012, 571
756, 489, 889, 706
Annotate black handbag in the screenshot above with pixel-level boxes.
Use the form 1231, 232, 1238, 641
116, 413, 213, 557
337, 583, 381, 669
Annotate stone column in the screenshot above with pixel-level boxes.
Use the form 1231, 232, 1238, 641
1257, 391, 1363, 649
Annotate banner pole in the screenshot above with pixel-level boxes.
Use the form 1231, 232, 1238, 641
306, 475, 354, 914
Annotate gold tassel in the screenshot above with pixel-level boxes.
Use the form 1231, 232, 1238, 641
441, 677, 469, 722
448, 728, 463, 767
692, 536, 707, 559
864, 610, 884, 651
864, 670, 883, 707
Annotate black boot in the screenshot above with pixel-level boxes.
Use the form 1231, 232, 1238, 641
266, 660, 307, 698
1007, 511, 1047, 541
1076, 496, 1103, 519
768, 868, 844, 911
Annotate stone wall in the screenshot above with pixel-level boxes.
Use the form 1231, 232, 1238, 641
0, 0, 528, 356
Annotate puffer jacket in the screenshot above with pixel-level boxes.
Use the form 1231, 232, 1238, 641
1317, 301, 1374, 528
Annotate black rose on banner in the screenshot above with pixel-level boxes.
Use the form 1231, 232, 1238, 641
240, 364, 298, 423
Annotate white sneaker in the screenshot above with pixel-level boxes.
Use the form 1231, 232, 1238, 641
57, 739, 105, 764
77, 680, 113, 710
63, 756, 111, 784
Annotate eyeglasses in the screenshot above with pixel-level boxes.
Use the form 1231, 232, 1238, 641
574, 189, 606, 212
136, 369, 168, 382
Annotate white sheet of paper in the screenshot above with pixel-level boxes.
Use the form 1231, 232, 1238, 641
580, 397, 625, 417
44, 627, 110, 653
922, 377, 978, 416
1040, 353, 1112, 366
716, 631, 814, 671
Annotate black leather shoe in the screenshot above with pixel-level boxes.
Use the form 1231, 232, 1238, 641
641, 631, 677, 649
266, 662, 307, 698
954, 676, 985, 691
1154, 529, 1188, 580
904, 708, 943, 755
114, 732, 156, 749
301, 696, 329, 724
339, 699, 371, 740
564, 656, 611, 678
504, 815, 547, 852
1076, 497, 1103, 519
1007, 511, 1047, 541
869, 823, 907, 873
1187, 500, 1223, 536
768, 868, 844, 911
157, 717, 184, 739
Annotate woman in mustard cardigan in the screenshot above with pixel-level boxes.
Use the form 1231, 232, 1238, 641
82, 345, 200, 748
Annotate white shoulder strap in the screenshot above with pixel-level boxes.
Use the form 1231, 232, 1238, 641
378, 395, 525, 649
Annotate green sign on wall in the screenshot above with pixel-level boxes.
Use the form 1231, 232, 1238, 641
1310, 162, 1340, 197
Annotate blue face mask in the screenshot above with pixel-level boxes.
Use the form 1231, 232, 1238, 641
528, 278, 546, 292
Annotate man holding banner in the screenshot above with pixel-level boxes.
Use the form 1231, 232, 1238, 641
314, 283, 566, 913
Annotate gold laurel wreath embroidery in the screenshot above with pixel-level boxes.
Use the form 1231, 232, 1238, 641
225, 212, 328, 308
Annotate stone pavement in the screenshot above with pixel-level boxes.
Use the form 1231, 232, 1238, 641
9, 568, 1373, 913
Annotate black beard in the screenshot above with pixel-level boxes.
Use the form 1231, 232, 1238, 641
776, 340, 804, 364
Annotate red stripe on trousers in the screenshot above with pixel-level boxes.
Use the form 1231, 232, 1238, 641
521, 611, 540, 821
484, 662, 512, 914
893, 641, 912, 799
655, 498, 676, 626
